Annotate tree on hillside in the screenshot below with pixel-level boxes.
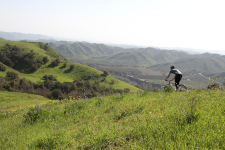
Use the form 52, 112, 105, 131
52, 89, 65, 100
51, 58, 60, 66
63, 63, 67, 68
5, 71, 20, 81
43, 57, 49, 64
70, 64, 75, 70
0, 63, 6, 71
103, 70, 109, 76
124, 88, 130, 93
44, 43, 49, 51
1, 57, 14, 67
31, 63, 39, 71
43, 75, 57, 81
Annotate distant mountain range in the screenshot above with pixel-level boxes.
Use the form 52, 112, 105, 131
50, 42, 133, 59
106, 44, 203, 55
1, 31, 225, 75
149, 55, 225, 74
46, 41, 225, 74
0, 31, 53, 41
88, 48, 190, 67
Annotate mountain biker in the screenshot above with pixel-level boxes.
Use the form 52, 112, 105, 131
165, 66, 182, 91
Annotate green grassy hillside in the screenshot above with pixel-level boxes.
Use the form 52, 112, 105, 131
0, 40, 66, 62
0, 62, 41, 82
1, 89, 225, 149
0, 40, 139, 93
0, 91, 50, 110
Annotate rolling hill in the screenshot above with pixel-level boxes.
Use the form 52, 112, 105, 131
87, 48, 191, 67
44, 40, 225, 89
51, 42, 134, 59
148, 54, 225, 74
0, 40, 140, 99
50, 41, 225, 74
51, 42, 191, 66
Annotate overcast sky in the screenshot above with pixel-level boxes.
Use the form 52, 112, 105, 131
1, 0, 225, 54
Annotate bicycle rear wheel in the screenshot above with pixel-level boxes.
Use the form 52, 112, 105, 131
179, 84, 187, 91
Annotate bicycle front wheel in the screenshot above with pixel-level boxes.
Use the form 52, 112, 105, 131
179, 84, 187, 91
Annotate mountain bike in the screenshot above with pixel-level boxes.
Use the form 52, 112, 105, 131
164, 81, 187, 91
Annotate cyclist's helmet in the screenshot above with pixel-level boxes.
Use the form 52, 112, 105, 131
170, 66, 175, 69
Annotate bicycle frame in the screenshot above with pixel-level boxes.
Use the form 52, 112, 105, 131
165, 81, 187, 91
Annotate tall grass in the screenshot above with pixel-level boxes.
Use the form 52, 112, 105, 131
1, 89, 225, 149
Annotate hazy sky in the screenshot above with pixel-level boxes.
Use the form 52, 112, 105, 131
1, 0, 225, 53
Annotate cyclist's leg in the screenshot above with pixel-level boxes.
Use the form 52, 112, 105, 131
175, 74, 182, 91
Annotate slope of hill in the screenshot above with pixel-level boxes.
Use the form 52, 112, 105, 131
88, 48, 190, 67
49, 41, 73, 47
1, 90, 225, 149
52, 42, 133, 59
202, 72, 225, 81
51, 42, 191, 65
0, 31, 53, 41
0, 40, 140, 98
149, 54, 225, 74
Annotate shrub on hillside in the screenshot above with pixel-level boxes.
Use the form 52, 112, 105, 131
3, 81, 11, 91
30, 63, 39, 71
124, 88, 130, 93
103, 70, 109, 76
51, 58, 60, 66
114, 89, 123, 94
0, 63, 6, 71
5, 71, 20, 81
1, 57, 14, 67
39, 42, 49, 51
207, 83, 221, 90
43, 56, 49, 64
63, 63, 67, 68
23, 107, 50, 124
44, 79, 54, 89
111, 80, 115, 84
52, 89, 65, 100
70, 64, 75, 70
43, 75, 57, 81
81, 74, 92, 80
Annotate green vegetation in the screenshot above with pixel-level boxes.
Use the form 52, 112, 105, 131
0, 91, 50, 110
46, 40, 225, 89
0, 40, 140, 100
1, 89, 225, 149
0, 63, 6, 71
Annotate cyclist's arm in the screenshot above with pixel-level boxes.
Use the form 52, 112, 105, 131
165, 73, 171, 81
170, 74, 176, 81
